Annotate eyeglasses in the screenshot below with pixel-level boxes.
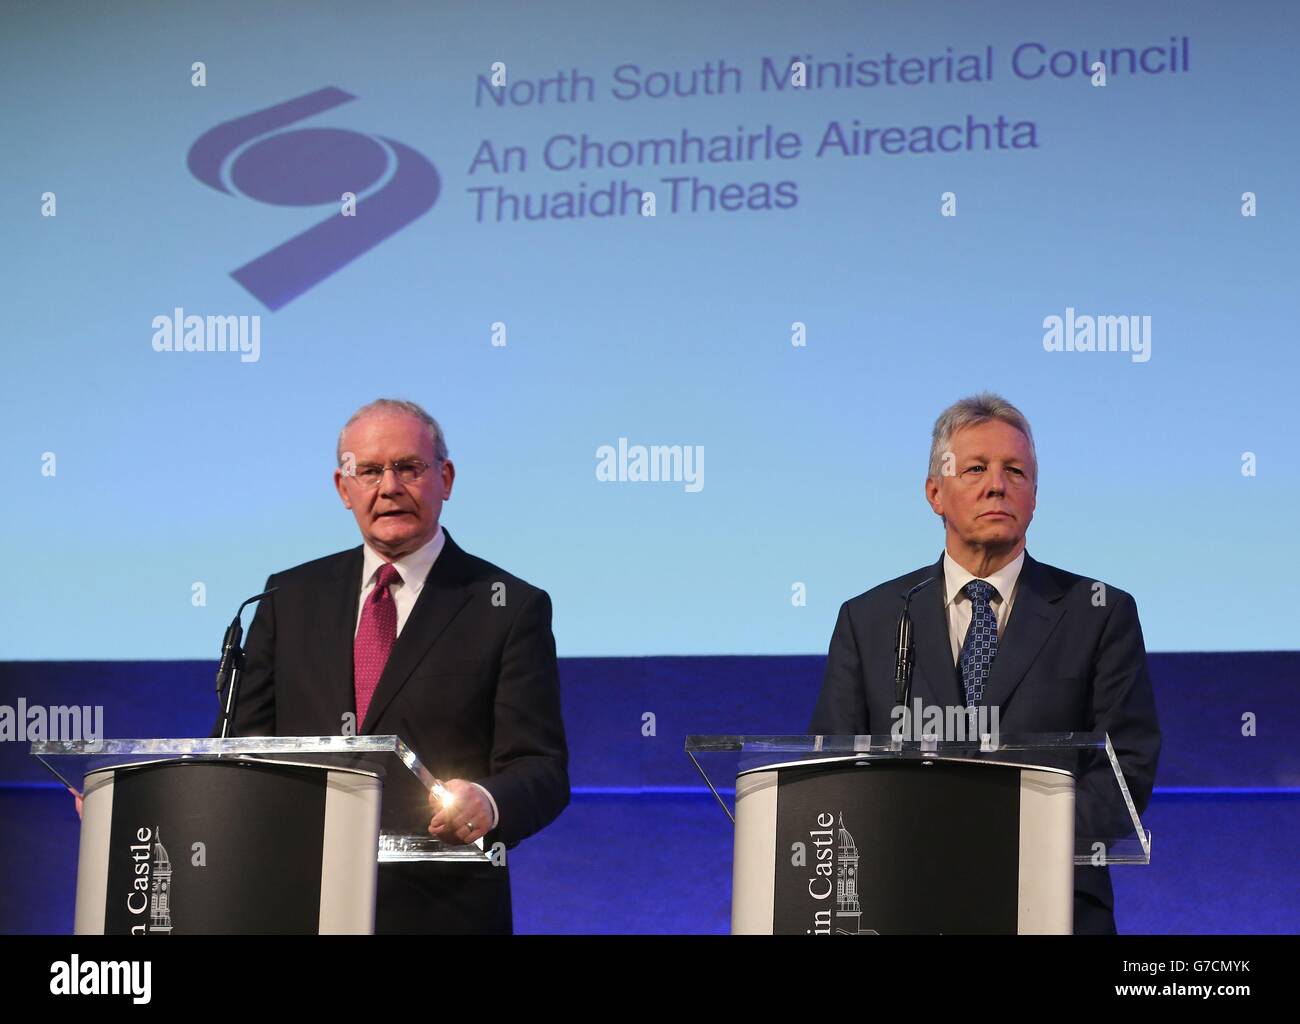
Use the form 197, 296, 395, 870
345, 458, 435, 489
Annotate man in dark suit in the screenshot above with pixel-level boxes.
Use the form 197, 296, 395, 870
221, 398, 569, 934
810, 392, 1159, 934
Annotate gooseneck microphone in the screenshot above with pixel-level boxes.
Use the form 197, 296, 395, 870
894, 576, 938, 708
215, 588, 277, 739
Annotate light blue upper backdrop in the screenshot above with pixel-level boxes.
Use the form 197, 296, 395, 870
2, 0, 1295, 658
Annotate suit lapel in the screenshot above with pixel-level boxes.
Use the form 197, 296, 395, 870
360, 530, 474, 734
979, 553, 1065, 711
911, 556, 963, 708
326, 546, 365, 724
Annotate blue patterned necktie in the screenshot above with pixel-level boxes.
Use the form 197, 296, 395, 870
959, 579, 1001, 707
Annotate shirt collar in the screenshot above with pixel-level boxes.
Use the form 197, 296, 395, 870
361, 525, 445, 595
943, 548, 1026, 608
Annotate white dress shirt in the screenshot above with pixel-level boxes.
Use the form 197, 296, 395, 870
354, 525, 499, 831
943, 549, 1026, 665
355, 526, 446, 636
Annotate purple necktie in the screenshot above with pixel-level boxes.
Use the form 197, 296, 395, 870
354, 563, 402, 727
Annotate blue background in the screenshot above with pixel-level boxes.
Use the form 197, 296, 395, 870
2, 0, 1297, 657
2, 655, 1297, 933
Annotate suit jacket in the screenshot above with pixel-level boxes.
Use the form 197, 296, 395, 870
218, 529, 570, 932
810, 551, 1161, 934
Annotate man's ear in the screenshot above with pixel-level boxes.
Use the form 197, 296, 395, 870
333, 469, 351, 509
924, 476, 944, 517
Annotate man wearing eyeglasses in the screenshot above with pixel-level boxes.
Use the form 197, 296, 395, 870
226, 397, 569, 934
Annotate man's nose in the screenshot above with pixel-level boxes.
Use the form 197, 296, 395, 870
984, 467, 1007, 494
378, 467, 405, 497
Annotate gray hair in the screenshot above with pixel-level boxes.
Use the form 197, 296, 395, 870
337, 398, 449, 464
928, 392, 1036, 480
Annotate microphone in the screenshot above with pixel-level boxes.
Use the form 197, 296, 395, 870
214, 588, 277, 738
894, 576, 938, 708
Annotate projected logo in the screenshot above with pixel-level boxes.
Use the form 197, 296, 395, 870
187, 87, 440, 310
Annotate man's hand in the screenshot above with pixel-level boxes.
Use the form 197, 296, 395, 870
427, 779, 490, 845
69, 787, 83, 820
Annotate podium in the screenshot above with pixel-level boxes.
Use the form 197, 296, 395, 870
31, 735, 490, 935
686, 732, 1150, 935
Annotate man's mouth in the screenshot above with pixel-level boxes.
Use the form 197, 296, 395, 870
376, 510, 411, 519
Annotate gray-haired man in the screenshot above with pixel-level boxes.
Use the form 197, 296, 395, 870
225, 398, 569, 933
811, 392, 1160, 934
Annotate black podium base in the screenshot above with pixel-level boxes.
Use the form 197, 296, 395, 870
75, 757, 381, 934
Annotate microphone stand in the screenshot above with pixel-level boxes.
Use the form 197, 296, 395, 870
215, 589, 277, 739
893, 576, 938, 713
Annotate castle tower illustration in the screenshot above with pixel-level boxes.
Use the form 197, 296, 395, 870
835, 813, 861, 916
834, 813, 876, 934
149, 827, 173, 933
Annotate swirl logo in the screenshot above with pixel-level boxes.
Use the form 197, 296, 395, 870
187, 87, 440, 310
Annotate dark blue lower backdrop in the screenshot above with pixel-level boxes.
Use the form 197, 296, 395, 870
1, 653, 1296, 934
